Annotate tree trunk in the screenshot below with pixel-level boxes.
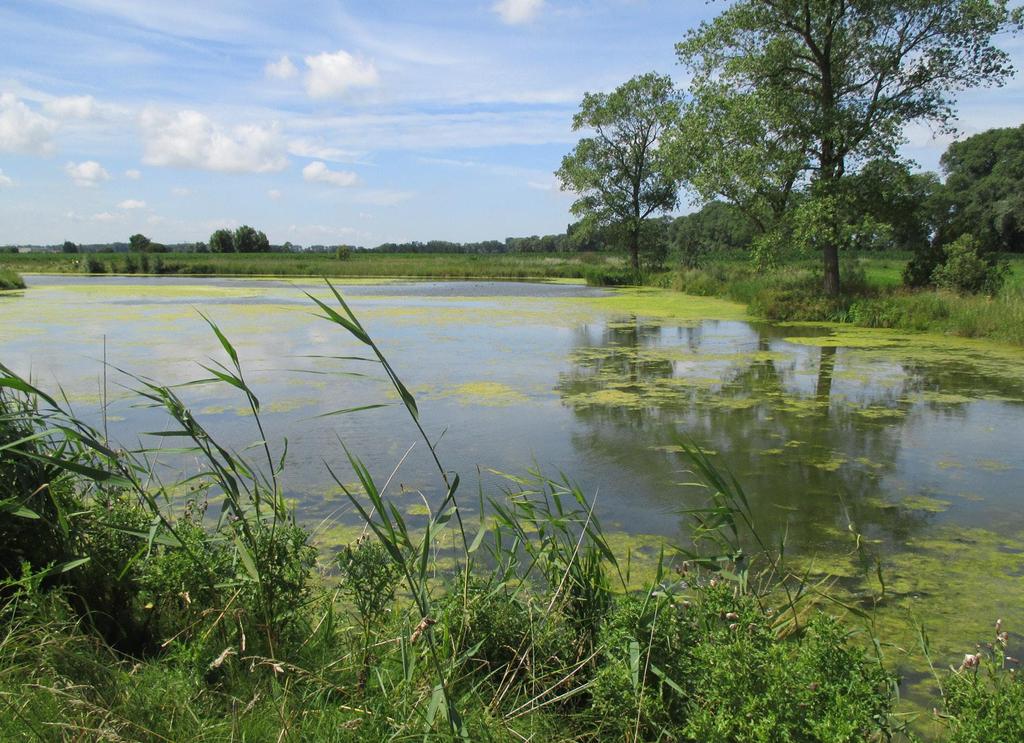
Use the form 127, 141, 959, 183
628, 229, 640, 273
823, 242, 840, 296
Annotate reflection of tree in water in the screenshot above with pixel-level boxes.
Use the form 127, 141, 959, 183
555, 316, 973, 553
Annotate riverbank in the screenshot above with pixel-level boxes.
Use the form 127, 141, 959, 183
0, 269, 25, 290
0, 250, 624, 281
5, 250, 1024, 346
653, 254, 1024, 347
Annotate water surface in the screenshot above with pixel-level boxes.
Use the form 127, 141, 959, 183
3, 275, 1023, 704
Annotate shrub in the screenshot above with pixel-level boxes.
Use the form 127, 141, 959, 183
590, 584, 895, 742
335, 245, 352, 261
931, 235, 1008, 296
903, 240, 946, 287
0, 269, 26, 290
84, 256, 106, 273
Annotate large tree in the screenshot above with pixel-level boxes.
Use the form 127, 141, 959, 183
233, 225, 270, 253
556, 73, 682, 272
677, 0, 1021, 294
209, 229, 234, 253
941, 123, 1024, 253
128, 233, 151, 252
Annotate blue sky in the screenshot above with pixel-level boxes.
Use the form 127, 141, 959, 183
2, 0, 1023, 247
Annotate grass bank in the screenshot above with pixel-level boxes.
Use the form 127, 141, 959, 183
0, 250, 624, 281
653, 254, 1024, 347
1, 284, 1021, 741
0, 268, 25, 290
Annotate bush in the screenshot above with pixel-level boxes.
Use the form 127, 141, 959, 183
590, 585, 895, 742
84, 256, 106, 274
931, 235, 1008, 296
903, 240, 946, 287
0, 269, 25, 290
335, 245, 352, 261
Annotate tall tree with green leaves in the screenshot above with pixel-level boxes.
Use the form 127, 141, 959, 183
556, 73, 682, 272
209, 228, 234, 253
233, 225, 270, 253
677, 0, 1021, 294
941, 124, 1024, 253
128, 233, 151, 252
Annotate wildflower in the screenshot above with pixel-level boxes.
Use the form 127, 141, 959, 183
959, 653, 980, 671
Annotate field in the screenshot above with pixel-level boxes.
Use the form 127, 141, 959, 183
0, 250, 623, 280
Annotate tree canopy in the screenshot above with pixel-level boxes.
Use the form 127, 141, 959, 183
128, 234, 152, 252
557, 72, 682, 271
941, 123, 1024, 253
677, 0, 1022, 293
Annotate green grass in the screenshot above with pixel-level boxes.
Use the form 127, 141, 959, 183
0, 250, 624, 280
1, 284, 1019, 741
0, 268, 25, 290
665, 252, 1024, 346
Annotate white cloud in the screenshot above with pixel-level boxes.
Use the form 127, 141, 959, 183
302, 160, 358, 187
0, 93, 57, 154
493, 0, 544, 25
172, 187, 192, 197
0, 169, 13, 188
267, 189, 282, 200
65, 160, 111, 187
91, 211, 118, 222
287, 138, 366, 163
125, 168, 142, 179
43, 95, 97, 119
304, 50, 379, 98
118, 199, 146, 209
139, 108, 288, 173
265, 55, 298, 80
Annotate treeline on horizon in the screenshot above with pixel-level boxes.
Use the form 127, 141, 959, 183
7, 122, 1024, 264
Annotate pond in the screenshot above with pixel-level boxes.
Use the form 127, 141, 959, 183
3, 275, 1023, 708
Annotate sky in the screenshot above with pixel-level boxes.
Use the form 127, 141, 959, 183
2, 0, 1023, 248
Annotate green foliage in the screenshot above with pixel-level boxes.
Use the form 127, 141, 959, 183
84, 255, 106, 273
942, 123, 1024, 253
61, 240, 78, 254
592, 590, 894, 742
557, 72, 682, 271
121, 253, 139, 273
336, 535, 400, 625
233, 225, 271, 253
209, 228, 234, 253
931, 235, 1008, 295
0, 268, 25, 290
677, 0, 1022, 293
335, 244, 352, 261
844, 160, 948, 254
671, 201, 756, 268
128, 233, 152, 252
